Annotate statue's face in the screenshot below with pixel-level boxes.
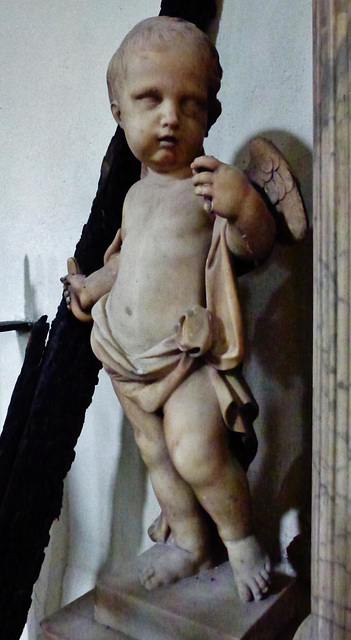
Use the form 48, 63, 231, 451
113, 44, 209, 175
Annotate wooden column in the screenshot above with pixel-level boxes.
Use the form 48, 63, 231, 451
295, 1, 351, 638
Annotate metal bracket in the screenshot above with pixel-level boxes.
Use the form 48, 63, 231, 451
0, 321, 33, 333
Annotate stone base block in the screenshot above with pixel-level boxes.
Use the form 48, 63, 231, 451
95, 544, 309, 640
41, 591, 131, 639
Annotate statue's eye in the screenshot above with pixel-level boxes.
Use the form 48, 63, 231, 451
181, 96, 207, 117
135, 91, 161, 108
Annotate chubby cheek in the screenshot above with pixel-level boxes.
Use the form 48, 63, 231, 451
187, 127, 206, 153
124, 123, 151, 159
190, 115, 207, 138
123, 132, 138, 158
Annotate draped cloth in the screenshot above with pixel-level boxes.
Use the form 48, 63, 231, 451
91, 217, 258, 435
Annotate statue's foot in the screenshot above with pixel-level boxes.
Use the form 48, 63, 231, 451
226, 535, 271, 602
140, 545, 212, 591
148, 512, 171, 543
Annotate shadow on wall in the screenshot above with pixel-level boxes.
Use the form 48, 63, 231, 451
11, 255, 41, 363
235, 132, 313, 566
101, 412, 147, 575
24, 255, 38, 325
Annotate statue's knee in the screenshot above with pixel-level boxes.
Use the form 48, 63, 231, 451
169, 433, 221, 487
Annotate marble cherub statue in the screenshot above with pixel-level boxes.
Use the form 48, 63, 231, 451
61, 16, 287, 603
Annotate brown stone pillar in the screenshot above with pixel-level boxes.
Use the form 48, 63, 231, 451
295, 1, 351, 638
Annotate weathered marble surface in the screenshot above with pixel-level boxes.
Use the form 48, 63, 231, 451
94, 544, 308, 640
41, 591, 131, 640
294, 1, 351, 638
40, 578, 307, 640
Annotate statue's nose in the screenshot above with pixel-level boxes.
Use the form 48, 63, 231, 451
160, 100, 180, 128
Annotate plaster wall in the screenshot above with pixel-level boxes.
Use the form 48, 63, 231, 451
0, 1, 312, 638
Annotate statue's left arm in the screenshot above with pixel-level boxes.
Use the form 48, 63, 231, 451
191, 155, 276, 263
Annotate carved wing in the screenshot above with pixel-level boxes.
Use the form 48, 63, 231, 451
245, 137, 308, 242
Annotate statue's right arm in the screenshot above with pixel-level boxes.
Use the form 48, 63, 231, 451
61, 227, 121, 322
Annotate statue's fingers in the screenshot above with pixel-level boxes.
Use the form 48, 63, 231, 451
192, 171, 214, 186
67, 256, 81, 276
191, 155, 219, 173
63, 290, 71, 309
194, 184, 213, 198
203, 198, 212, 213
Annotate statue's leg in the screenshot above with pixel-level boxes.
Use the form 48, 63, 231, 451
147, 511, 171, 544
110, 380, 216, 589
163, 366, 271, 602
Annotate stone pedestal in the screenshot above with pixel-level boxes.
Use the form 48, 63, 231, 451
40, 591, 131, 640
294, 1, 351, 639
94, 545, 308, 640
42, 546, 309, 640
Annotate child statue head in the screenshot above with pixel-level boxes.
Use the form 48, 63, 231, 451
106, 17, 222, 175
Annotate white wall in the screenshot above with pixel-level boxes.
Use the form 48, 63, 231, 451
0, 1, 312, 638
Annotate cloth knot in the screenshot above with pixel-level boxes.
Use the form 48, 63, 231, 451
174, 305, 213, 357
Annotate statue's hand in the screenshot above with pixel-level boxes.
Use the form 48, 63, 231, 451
191, 155, 250, 220
60, 258, 93, 323
192, 154, 277, 262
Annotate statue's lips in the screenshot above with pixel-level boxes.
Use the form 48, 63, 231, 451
158, 136, 177, 147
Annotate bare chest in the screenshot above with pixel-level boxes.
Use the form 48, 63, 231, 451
122, 181, 213, 263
